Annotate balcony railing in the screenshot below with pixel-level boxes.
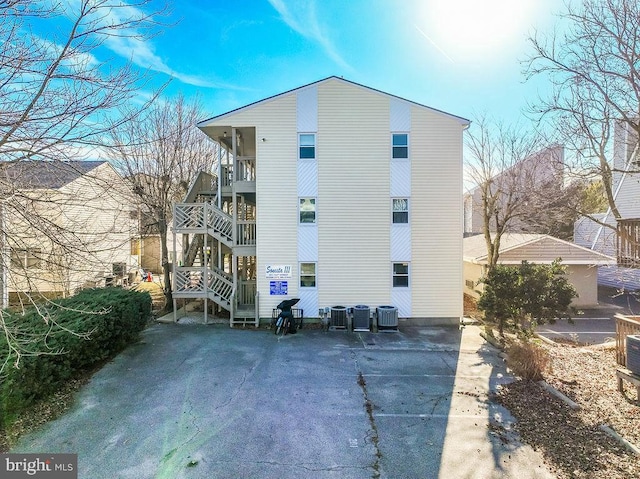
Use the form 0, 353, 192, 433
236, 156, 256, 182
615, 314, 640, 366
238, 279, 257, 306
237, 220, 256, 246
174, 204, 205, 229
220, 156, 256, 187
617, 219, 640, 268
174, 266, 233, 306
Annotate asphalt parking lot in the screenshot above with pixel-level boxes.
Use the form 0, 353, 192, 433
536, 286, 640, 345
12, 323, 555, 479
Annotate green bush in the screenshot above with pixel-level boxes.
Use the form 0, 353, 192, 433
0, 288, 151, 427
478, 260, 577, 335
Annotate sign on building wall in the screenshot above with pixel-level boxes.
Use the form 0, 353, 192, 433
270, 281, 288, 295
265, 265, 292, 279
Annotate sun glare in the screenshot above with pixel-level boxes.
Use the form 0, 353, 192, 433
419, 0, 537, 62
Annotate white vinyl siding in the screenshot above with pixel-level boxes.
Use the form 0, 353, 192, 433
411, 107, 464, 319
390, 160, 411, 197
200, 77, 467, 322
391, 226, 411, 261
317, 79, 391, 308
297, 160, 318, 196
390, 98, 411, 131
8, 163, 135, 294
297, 86, 318, 132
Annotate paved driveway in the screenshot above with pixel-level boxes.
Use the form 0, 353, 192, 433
536, 286, 640, 345
13, 323, 554, 479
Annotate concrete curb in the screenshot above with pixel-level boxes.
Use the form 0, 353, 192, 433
537, 381, 640, 456
534, 333, 558, 347
537, 381, 581, 410
480, 331, 505, 351
599, 424, 640, 456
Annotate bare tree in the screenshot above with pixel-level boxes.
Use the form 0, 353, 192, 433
108, 94, 219, 310
465, 117, 567, 269
525, 0, 640, 222
0, 0, 167, 373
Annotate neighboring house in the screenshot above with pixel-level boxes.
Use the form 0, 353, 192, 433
172, 76, 469, 326
464, 145, 564, 236
0, 160, 138, 303
574, 121, 640, 290
463, 233, 615, 307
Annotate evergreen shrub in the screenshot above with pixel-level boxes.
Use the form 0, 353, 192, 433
0, 287, 151, 427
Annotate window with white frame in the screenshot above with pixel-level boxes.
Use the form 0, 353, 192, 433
299, 133, 316, 159
10, 248, 42, 269
392, 198, 409, 224
299, 197, 316, 224
300, 262, 317, 287
392, 262, 409, 287
392, 133, 408, 159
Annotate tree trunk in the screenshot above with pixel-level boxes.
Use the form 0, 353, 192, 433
158, 217, 173, 312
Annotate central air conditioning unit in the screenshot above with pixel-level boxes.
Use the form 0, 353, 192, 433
627, 335, 640, 375
352, 305, 370, 331
376, 305, 398, 330
330, 306, 347, 330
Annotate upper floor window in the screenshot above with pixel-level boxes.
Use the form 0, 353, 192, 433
392, 133, 408, 159
299, 198, 316, 224
299, 133, 316, 159
392, 198, 409, 224
393, 262, 409, 287
11, 248, 42, 269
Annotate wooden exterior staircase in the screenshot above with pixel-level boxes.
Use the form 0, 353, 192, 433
172, 169, 257, 326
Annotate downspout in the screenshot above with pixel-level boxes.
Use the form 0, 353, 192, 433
172, 205, 177, 323
231, 128, 238, 326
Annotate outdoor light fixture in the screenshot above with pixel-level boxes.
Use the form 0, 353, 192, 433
261, 138, 266, 142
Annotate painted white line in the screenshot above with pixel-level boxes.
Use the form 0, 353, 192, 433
571, 317, 615, 321
339, 413, 490, 419
540, 331, 615, 335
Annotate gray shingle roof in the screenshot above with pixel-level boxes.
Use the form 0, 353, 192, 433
0, 160, 106, 189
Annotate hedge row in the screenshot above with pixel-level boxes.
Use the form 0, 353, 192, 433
0, 287, 152, 427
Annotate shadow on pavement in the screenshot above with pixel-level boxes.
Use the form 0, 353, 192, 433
11, 323, 554, 478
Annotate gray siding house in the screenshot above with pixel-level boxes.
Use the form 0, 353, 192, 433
574, 121, 640, 290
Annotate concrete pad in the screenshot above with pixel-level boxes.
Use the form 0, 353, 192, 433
12, 324, 554, 478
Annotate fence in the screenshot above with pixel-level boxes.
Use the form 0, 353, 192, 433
615, 314, 640, 366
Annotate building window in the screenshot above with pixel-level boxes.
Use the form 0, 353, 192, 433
392, 133, 408, 159
299, 133, 316, 159
392, 262, 409, 287
11, 248, 42, 269
392, 198, 409, 224
465, 279, 475, 289
300, 262, 317, 287
130, 238, 140, 256
299, 198, 316, 224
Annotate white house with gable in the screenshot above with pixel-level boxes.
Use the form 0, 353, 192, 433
172, 77, 469, 326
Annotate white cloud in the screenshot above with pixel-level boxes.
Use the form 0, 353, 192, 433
58, 0, 235, 89
267, 0, 351, 71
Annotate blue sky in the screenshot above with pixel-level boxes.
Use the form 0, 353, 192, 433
38, 0, 563, 130
94, 0, 562, 127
